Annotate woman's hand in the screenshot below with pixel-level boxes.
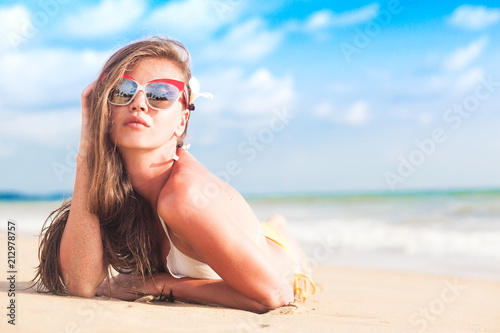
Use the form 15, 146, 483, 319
95, 273, 148, 301
78, 80, 97, 160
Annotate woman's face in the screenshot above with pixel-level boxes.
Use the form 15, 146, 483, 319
109, 58, 188, 153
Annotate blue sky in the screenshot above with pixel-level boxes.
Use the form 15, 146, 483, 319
0, 0, 499, 196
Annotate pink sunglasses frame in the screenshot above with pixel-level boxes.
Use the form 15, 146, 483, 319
110, 74, 190, 110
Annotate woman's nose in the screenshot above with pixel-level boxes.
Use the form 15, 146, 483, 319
129, 89, 148, 112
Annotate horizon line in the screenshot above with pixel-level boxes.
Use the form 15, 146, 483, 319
1, 186, 499, 202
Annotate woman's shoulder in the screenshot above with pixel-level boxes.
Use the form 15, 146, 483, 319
157, 149, 213, 222
170, 148, 211, 189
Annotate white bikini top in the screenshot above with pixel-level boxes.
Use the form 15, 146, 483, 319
159, 215, 222, 280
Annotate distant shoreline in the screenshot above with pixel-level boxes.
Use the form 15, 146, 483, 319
245, 187, 500, 201
1, 187, 499, 202
0, 192, 70, 202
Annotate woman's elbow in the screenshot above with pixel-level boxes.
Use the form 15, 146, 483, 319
62, 270, 103, 298
257, 284, 294, 312
59, 262, 105, 298
65, 281, 97, 298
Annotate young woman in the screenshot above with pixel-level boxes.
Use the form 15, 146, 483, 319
33, 37, 315, 313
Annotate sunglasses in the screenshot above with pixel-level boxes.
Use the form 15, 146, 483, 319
109, 74, 189, 110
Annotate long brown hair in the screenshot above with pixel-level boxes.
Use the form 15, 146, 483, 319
33, 37, 193, 294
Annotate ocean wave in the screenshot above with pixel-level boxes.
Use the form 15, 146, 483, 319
288, 218, 500, 260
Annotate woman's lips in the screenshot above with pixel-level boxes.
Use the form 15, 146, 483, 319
125, 122, 148, 129
124, 116, 149, 128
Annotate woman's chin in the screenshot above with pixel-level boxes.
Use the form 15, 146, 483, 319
113, 140, 170, 153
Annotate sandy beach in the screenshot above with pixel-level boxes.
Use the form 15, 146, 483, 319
0, 234, 498, 332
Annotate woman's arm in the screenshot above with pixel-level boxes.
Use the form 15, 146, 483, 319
96, 273, 275, 313
59, 81, 106, 297
158, 177, 294, 309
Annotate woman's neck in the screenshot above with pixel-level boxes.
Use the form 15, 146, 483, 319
119, 145, 177, 206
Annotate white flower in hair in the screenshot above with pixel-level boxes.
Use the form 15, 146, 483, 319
189, 77, 213, 103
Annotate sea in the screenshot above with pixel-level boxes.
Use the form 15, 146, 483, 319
1, 189, 499, 281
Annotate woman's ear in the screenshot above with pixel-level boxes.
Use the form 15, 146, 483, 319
174, 109, 190, 138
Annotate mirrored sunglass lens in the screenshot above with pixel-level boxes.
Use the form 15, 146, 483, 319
146, 82, 180, 109
111, 79, 137, 104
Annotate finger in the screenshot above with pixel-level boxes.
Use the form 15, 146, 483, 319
81, 80, 97, 111
95, 283, 108, 297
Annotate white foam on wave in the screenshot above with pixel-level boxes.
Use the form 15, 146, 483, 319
283, 217, 500, 281
0, 201, 61, 235
287, 218, 500, 260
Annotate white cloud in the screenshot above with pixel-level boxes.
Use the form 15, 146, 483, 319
306, 10, 331, 30
313, 101, 332, 118
345, 101, 369, 125
448, 5, 500, 30
328, 83, 355, 95
416, 113, 433, 125
188, 67, 295, 145
148, 0, 244, 41
0, 5, 31, 51
202, 18, 284, 62
305, 3, 380, 30
200, 67, 294, 116
0, 48, 108, 109
0, 109, 80, 149
452, 67, 484, 94
61, 0, 145, 38
239, 68, 294, 114
311, 100, 369, 125
443, 37, 488, 72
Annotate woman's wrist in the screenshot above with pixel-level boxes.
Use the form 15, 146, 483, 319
77, 141, 91, 159
76, 147, 91, 165
153, 274, 173, 299
126, 273, 173, 299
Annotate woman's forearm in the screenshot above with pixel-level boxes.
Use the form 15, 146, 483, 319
100, 272, 275, 313
149, 273, 275, 313
170, 277, 272, 313
59, 155, 106, 297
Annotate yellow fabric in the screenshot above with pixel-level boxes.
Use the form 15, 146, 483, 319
260, 222, 317, 301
